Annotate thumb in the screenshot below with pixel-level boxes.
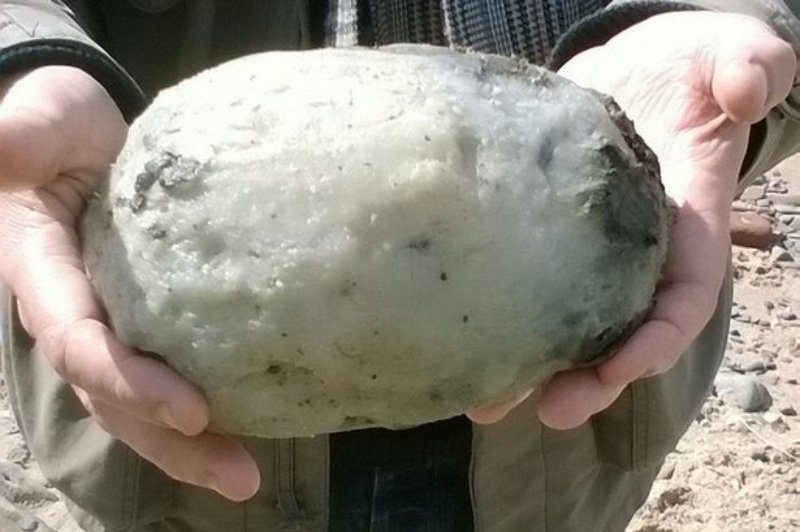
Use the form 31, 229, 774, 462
0, 66, 127, 191
0, 108, 70, 190
712, 30, 795, 124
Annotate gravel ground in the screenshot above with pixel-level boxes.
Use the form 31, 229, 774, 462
0, 156, 798, 532
627, 157, 800, 531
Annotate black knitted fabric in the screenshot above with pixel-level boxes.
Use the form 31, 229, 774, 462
342, 0, 612, 65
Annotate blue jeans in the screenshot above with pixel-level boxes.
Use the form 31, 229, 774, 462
329, 416, 474, 531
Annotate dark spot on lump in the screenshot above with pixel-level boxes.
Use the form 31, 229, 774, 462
129, 193, 146, 213
266, 364, 282, 374
281, 332, 288, 338
339, 279, 357, 297
462, 315, 469, 324
440, 272, 448, 281
157, 154, 202, 189
134, 172, 158, 194
408, 236, 431, 251
371, 374, 377, 380
147, 225, 167, 239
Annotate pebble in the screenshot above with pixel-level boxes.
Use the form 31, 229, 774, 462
770, 194, 800, 206
740, 184, 767, 202
778, 215, 800, 232
778, 312, 797, 321
730, 212, 774, 249
715, 373, 773, 412
750, 449, 770, 463
657, 462, 676, 480
742, 358, 776, 374
656, 486, 693, 511
779, 406, 797, 416
732, 200, 756, 212
770, 246, 795, 263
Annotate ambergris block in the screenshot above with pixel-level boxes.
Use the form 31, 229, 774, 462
81, 45, 669, 438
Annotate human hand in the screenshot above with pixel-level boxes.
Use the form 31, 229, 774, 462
0, 66, 259, 500
469, 11, 795, 428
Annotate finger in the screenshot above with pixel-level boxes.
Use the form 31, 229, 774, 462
74, 389, 260, 502
536, 369, 625, 430
3, 197, 209, 436
467, 389, 533, 425
536, 277, 719, 431
712, 24, 795, 123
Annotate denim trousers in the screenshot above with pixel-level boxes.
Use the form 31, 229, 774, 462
329, 416, 474, 532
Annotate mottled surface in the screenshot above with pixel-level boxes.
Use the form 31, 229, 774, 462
82, 45, 668, 437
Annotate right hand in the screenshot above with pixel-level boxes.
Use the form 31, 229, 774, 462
0, 66, 260, 501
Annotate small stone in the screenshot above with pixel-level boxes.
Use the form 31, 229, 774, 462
656, 486, 693, 511
778, 215, 800, 233
770, 194, 800, 206
779, 405, 797, 416
770, 246, 794, 263
774, 204, 800, 215
750, 449, 770, 462
741, 359, 769, 374
730, 212, 774, 250
764, 301, 775, 311
769, 416, 791, 433
657, 462, 676, 480
739, 184, 766, 202
716, 374, 773, 412
778, 311, 797, 321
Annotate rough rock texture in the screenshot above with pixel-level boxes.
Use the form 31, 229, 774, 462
81, 45, 668, 438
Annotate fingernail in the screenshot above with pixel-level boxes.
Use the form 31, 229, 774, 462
157, 403, 180, 429
157, 403, 204, 436
213, 466, 260, 501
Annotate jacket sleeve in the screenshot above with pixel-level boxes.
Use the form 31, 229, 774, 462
0, 1, 145, 121
551, 0, 800, 193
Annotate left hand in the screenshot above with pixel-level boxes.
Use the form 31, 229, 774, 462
468, 11, 795, 429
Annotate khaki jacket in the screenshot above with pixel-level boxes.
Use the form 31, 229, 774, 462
0, 1, 796, 530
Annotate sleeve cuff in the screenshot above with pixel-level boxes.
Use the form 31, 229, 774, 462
549, 2, 703, 70
0, 39, 147, 123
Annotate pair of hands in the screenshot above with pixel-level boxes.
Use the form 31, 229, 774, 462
0, 12, 794, 501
